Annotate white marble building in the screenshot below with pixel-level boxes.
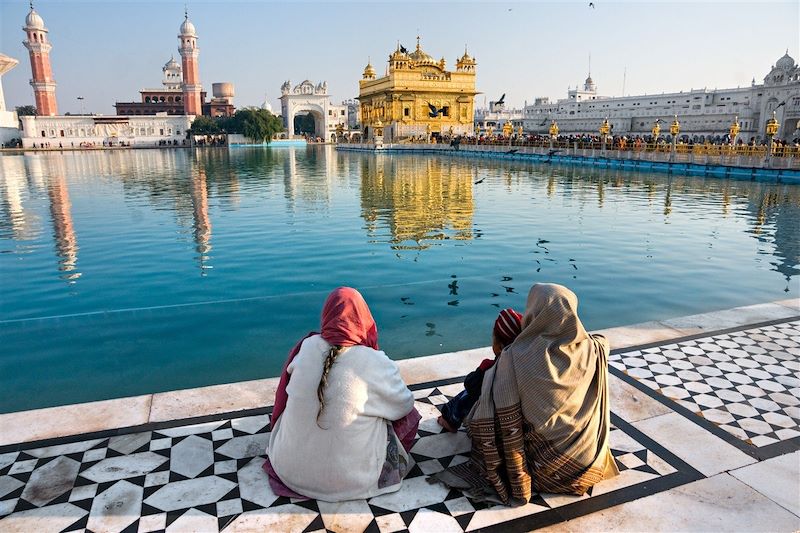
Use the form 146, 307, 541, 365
474, 101, 525, 132
0, 53, 21, 145
20, 114, 193, 148
279, 80, 351, 141
519, 51, 800, 141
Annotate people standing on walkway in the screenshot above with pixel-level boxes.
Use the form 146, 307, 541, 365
437, 308, 523, 432
432, 283, 618, 505
266, 287, 420, 501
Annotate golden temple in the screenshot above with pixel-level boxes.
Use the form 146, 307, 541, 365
358, 37, 477, 142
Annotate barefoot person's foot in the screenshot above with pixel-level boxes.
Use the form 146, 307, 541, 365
437, 415, 458, 433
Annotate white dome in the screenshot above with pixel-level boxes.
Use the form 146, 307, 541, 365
25, 8, 45, 30
163, 56, 180, 71
180, 17, 196, 36
261, 98, 273, 113
776, 51, 795, 69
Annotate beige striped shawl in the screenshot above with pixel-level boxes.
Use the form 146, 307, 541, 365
434, 283, 618, 505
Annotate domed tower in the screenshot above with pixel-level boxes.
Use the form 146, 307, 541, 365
584, 73, 596, 93
389, 45, 410, 72
22, 2, 57, 116
162, 56, 182, 89
456, 47, 476, 72
178, 8, 202, 115
362, 59, 376, 80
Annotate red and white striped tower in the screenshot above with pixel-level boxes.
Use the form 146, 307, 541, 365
22, 2, 57, 116
178, 9, 202, 116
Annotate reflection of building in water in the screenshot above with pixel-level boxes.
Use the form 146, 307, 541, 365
189, 166, 212, 273
746, 186, 800, 285
0, 156, 40, 241
47, 174, 80, 280
276, 146, 335, 210
361, 157, 474, 250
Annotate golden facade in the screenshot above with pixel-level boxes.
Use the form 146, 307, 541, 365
358, 38, 477, 141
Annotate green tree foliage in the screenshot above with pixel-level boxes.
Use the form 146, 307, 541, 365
189, 115, 220, 135
237, 108, 283, 143
192, 108, 283, 143
15, 105, 37, 116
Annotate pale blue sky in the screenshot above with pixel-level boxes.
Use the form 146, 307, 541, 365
1, 0, 797, 115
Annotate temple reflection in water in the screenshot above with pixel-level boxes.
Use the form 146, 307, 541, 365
0, 147, 798, 299
360, 155, 474, 250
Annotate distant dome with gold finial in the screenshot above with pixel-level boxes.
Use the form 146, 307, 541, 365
389, 42, 409, 62
409, 36, 436, 66
362, 59, 376, 79
456, 46, 476, 71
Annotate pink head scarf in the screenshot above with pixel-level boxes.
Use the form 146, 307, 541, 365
320, 287, 379, 350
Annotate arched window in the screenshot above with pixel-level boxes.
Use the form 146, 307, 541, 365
168, 96, 173, 102
41, 130, 46, 137
145, 96, 151, 103
160, 96, 165, 102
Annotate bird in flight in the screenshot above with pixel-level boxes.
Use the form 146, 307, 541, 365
428, 102, 445, 118
589, 2, 595, 8
496, 93, 506, 106
400, 44, 408, 54
474, 177, 485, 184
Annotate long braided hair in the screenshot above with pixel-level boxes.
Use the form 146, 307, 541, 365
316, 344, 345, 427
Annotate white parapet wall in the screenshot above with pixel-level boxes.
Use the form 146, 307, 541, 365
20, 114, 193, 148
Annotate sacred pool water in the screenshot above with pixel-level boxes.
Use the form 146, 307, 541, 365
0, 146, 797, 412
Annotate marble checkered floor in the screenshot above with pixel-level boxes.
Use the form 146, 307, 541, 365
0, 316, 797, 532
610, 319, 800, 460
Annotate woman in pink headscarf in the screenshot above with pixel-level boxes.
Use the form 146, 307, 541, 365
265, 287, 420, 501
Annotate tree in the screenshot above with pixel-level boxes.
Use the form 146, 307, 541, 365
15, 105, 37, 116
236, 108, 283, 143
190, 115, 220, 135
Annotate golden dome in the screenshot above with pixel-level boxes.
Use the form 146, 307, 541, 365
409, 36, 436, 65
363, 60, 376, 79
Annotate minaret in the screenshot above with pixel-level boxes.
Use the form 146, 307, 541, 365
178, 8, 202, 115
22, 2, 57, 116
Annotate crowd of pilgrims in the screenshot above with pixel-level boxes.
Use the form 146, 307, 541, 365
459, 133, 799, 149
266, 284, 618, 505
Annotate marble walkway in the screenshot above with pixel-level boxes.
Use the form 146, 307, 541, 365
0, 299, 798, 532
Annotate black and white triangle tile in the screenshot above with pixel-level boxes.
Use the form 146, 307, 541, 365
0, 381, 698, 532
610, 319, 800, 454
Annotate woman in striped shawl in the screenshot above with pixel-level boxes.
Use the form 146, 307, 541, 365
433, 283, 618, 505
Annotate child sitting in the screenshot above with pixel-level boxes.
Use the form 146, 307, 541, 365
437, 308, 523, 432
